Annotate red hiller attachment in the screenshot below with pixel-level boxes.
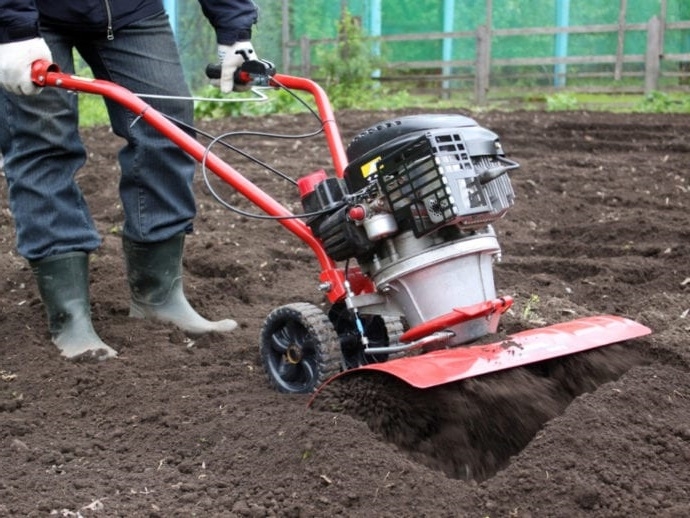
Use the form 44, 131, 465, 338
31, 60, 652, 395
312, 315, 651, 395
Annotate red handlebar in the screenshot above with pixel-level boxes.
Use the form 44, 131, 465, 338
31, 59, 348, 177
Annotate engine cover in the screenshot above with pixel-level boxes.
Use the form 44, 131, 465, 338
344, 114, 517, 236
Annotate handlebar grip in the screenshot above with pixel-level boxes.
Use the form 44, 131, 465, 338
205, 63, 222, 80
205, 63, 251, 89
205, 59, 276, 87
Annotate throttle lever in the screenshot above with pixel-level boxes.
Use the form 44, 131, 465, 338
205, 59, 276, 88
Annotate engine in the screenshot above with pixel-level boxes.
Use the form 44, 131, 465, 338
298, 114, 518, 344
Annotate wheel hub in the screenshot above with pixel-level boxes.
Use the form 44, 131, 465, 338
285, 344, 303, 364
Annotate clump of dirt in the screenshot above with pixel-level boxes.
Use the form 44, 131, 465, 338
312, 341, 646, 482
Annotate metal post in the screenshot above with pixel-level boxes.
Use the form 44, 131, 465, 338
370, 0, 382, 78
442, 0, 455, 94
554, 0, 570, 87
162, 0, 177, 39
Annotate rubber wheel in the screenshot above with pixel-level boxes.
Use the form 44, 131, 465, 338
259, 302, 342, 394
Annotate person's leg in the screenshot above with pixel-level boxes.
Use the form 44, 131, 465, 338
0, 34, 101, 260
76, 11, 196, 242
77, 11, 236, 334
0, 30, 116, 359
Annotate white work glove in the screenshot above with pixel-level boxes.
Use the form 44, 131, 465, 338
0, 38, 53, 95
217, 41, 256, 93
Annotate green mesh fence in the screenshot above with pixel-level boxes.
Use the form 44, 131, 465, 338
287, 0, 689, 63
172, 0, 689, 89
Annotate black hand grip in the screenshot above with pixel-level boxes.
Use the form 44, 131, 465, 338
205, 63, 222, 80
205, 59, 276, 87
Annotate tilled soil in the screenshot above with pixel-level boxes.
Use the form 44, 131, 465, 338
0, 107, 688, 517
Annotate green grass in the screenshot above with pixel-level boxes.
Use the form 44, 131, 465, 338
76, 86, 690, 128
78, 94, 109, 127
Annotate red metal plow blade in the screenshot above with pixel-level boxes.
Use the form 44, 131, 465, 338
333, 315, 651, 390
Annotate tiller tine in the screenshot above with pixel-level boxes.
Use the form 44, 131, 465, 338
319, 315, 651, 393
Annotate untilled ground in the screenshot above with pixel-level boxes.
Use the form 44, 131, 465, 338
0, 106, 688, 517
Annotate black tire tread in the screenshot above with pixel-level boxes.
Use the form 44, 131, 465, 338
259, 302, 342, 394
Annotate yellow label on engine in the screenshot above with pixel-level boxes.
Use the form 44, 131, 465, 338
360, 156, 382, 178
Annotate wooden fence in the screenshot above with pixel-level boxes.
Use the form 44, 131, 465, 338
284, 16, 690, 104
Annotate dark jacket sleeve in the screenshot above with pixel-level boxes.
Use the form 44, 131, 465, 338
0, 0, 41, 43
198, 0, 259, 44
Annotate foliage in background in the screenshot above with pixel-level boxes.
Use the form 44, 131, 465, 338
193, 10, 412, 117
545, 92, 579, 111
78, 81, 690, 128
193, 86, 308, 119
73, 1, 690, 125
634, 90, 690, 113
176, 2, 216, 91
314, 11, 410, 110
288, 0, 690, 66
78, 95, 109, 127
317, 11, 378, 89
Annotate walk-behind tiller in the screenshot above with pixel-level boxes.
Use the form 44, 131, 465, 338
31, 59, 651, 395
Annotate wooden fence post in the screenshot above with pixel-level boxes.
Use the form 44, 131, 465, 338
645, 15, 662, 94
615, 0, 628, 81
300, 36, 311, 77
475, 25, 490, 105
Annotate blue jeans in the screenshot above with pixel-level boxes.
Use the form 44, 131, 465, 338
0, 11, 196, 261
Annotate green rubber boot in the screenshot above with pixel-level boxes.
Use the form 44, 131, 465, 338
30, 252, 118, 361
123, 234, 237, 335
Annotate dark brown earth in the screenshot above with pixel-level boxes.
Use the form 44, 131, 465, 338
0, 106, 688, 517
